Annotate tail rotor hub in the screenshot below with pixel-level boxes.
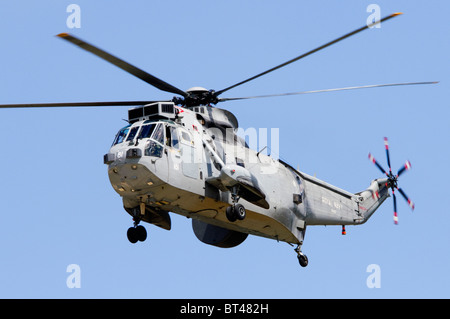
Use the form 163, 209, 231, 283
387, 174, 398, 189
369, 137, 414, 224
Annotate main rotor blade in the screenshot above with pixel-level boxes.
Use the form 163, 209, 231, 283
218, 82, 438, 102
57, 33, 187, 98
215, 12, 403, 96
0, 101, 161, 108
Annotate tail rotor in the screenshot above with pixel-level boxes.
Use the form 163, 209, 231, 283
368, 137, 415, 224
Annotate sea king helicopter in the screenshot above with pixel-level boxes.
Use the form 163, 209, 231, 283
0, 13, 436, 267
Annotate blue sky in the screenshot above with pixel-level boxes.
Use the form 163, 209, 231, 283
0, 1, 447, 298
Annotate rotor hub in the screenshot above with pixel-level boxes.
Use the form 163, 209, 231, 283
173, 87, 218, 107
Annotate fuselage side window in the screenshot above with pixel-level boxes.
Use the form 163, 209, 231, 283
180, 129, 192, 145
236, 157, 245, 168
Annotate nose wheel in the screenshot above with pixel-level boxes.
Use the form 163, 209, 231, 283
127, 206, 148, 244
127, 225, 147, 244
295, 244, 308, 267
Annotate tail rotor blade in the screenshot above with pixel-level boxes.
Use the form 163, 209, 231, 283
393, 189, 398, 225
368, 153, 389, 177
397, 160, 412, 178
384, 137, 392, 175
397, 187, 415, 211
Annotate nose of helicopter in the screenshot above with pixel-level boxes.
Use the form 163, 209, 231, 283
107, 162, 154, 195
105, 148, 165, 197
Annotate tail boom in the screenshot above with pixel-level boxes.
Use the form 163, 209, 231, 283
355, 178, 390, 224
302, 174, 390, 226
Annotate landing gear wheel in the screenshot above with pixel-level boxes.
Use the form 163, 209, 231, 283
226, 204, 246, 222
226, 206, 237, 222
127, 227, 138, 244
127, 225, 147, 244
136, 225, 147, 242
226, 186, 246, 222
234, 204, 246, 220
297, 253, 308, 267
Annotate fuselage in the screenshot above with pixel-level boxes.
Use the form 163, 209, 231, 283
104, 103, 388, 246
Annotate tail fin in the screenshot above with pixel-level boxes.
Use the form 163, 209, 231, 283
356, 178, 390, 223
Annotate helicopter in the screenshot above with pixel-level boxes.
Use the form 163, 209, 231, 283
0, 13, 436, 267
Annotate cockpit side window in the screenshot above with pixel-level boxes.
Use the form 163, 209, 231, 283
165, 125, 171, 147
164, 125, 180, 149
145, 123, 164, 158
112, 125, 130, 145
152, 123, 164, 144
170, 126, 179, 149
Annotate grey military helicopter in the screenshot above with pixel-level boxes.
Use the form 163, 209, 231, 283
0, 13, 436, 267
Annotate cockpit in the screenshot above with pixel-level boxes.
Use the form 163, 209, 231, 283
110, 120, 192, 159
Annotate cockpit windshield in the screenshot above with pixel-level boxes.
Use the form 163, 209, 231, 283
112, 121, 179, 159
137, 123, 156, 140
112, 122, 161, 146
112, 125, 130, 145
126, 126, 140, 142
